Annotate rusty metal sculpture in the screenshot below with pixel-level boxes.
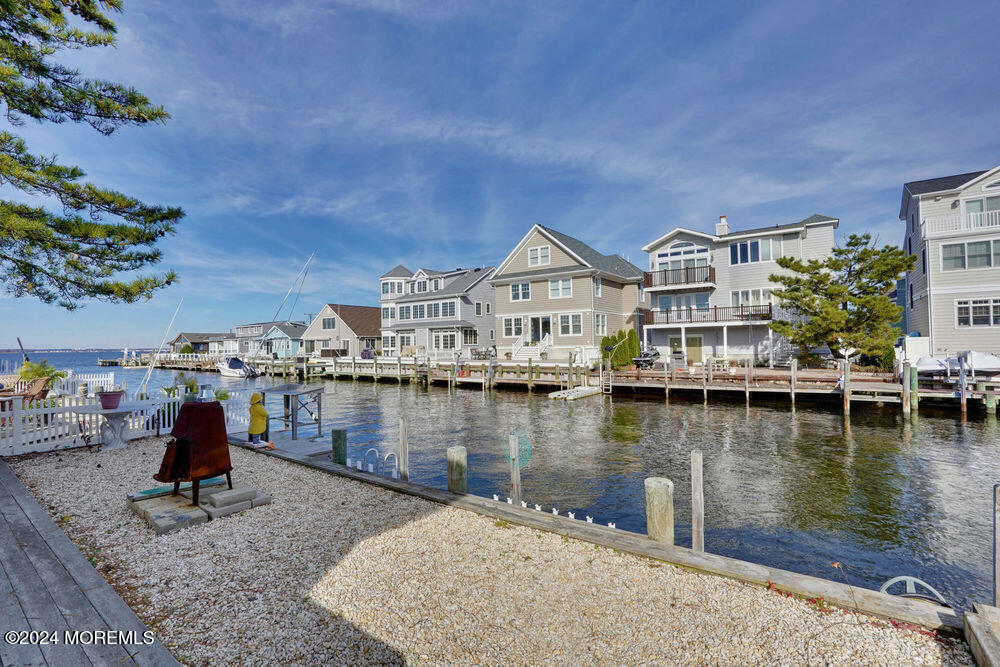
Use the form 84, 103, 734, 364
155, 401, 233, 506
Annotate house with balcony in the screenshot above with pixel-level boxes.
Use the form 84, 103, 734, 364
489, 224, 646, 364
641, 214, 838, 364
302, 304, 381, 357
900, 166, 1000, 356
379, 264, 496, 358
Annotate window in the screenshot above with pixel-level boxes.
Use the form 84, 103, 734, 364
502, 317, 523, 337
995, 240, 1000, 267
381, 282, 390, 295
657, 243, 709, 271
559, 313, 582, 335
730, 289, 771, 306
942, 244, 966, 270
433, 333, 456, 350
489, 329, 495, 340
443, 301, 456, 317
414, 305, 425, 319
432, 279, 440, 290
485, 303, 491, 314
382, 307, 393, 319
510, 283, 530, 301
595, 313, 607, 336
416, 280, 428, 292
921, 247, 926, 274
428, 303, 440, 318
475, 302, 482, 316
528, 245, 550, 267
322, 317, 337, 329
463, 329, 478, 345
968, 241, 992, 268
730, 237, 781, 265
549, 278, 572, 298
594, 276, 602, 297
408, 282, 415, 294
398, 334, 413, 348
321, 339, 330, 349
909, 284, 913, 309
382, 335, 395, 350
956, 299, 1000, 327
365, 338, 377, 350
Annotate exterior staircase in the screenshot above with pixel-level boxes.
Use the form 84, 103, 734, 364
512, 333, 551, 361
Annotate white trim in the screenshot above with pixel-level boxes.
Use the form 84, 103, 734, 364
493, 224, 591, 277
557, 313, 584, 336
954, 297, 1000, 328
548, 278, 572, 299
641, 227, 715, 253
528, 244, 551, 267
928, 285, 1000, 295
509, 282, 531, 303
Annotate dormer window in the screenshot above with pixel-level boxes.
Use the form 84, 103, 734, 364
432, 278, 440, 291
528, 245, 550, 267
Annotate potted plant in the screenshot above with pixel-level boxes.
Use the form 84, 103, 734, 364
97, 384, 125, 409
176, 373, 199, 402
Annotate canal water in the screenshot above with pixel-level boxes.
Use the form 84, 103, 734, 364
7, 351, 999, 610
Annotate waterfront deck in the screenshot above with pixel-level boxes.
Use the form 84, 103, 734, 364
0, 460, 176, 666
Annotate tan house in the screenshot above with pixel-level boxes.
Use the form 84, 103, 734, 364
900, 166, 1000, 356
490, 224, 646, 364
302, 304, 382, 356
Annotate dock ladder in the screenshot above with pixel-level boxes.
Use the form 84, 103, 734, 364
601, 370, 613, 394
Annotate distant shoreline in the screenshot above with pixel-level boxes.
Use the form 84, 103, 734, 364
0, 348, 155, 354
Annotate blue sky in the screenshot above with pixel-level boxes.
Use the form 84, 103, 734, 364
2, 0, 998, 348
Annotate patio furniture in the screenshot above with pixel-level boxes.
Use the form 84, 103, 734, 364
70, 400, 146, 450
0, 377, 49, 401
154, 401, 233, 506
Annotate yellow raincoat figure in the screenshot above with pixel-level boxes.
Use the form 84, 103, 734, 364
248, 393, 268, 445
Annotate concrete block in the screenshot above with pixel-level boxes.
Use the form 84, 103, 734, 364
125, 477, 226, 504
206, 500, 251, 519
151, 509, 207, 535
251, 493, 271, 508
209, 486, 256, 508
131, 494, 209, 534
180, 485, 227, 503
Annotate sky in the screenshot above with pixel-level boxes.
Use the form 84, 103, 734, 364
2, 0, 999, 348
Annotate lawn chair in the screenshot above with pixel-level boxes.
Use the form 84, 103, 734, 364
0, 374, 22, 392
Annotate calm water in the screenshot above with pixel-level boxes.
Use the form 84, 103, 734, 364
8, 351, 1000, 610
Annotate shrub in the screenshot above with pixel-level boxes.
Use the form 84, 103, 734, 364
19, 359, 67, 387
178, 344, 195, 354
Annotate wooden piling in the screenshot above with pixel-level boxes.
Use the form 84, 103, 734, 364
397, 356, 402, 383
960, 370, 968, 417
331, 429, 347, 465
842, 360, 851, 415
398, 418, 409, 481
508, 434, 522, 506
902, 363, 911, 416
986, 386, 998, 413
644, 477, 674, 544
527, 358, 533, 391
691, 450, 704, 553
447, 446, 468, 494
910, 365, 919, 413
790, 358, 797, 407
744, 360, 750, 405
702, 364, 708, 402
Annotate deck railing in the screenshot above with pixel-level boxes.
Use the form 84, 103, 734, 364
922, 210, 1000, 237
643, 265, 716, 288
644, 304, 773, 325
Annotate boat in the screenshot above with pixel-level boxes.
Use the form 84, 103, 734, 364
217, 357, 259, 378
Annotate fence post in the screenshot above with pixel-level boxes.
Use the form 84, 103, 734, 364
12, 399, 23, 455
331, 429, 346, 465
447, 446, 467, 494
902, 362, 911, 416
399, 418, 409, 481
691, 450, 704, 552
644, 477, 674, 544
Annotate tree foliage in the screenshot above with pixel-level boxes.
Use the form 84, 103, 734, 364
768, 234, 915, 359
601, 329, 641, 369
0, 0, 182, 309
18, 358, 67, 385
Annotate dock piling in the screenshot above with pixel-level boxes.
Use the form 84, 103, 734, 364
331, 429, 347, 465
447, 446, 468, 494
691, 450, 704, 553
644, 477, 674, 545
399, 418, 409, 481
902, 363, 911, 416
910, 365, 919, 413
508, 434, 523, 506
790, 358, 797, 407
842, 360, 851, 415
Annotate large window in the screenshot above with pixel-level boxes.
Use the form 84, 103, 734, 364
382, 335, 395, 350
731, 289, 773, 306
659, 293, 710, 311
442, 301, 456, 318
559, 313, 582, 335
381, 307, 394, 319
510, 283, 530, 301
321, 317, 337, 329
656, 241, 709, 271
399, 306, 411, 320
413, 304, 425, 319
398, 334, 413, 348
428, 303, 440, 318
434, 333, 456, 350
528, 245, 550, 267
943, 240, 1000, 270
502, 316, 523, 337
730, 237, 782, 265
956, 299, 1000, 327
594, 313, 607, 336
463, 329, 478, 345
549, 278, 572, 299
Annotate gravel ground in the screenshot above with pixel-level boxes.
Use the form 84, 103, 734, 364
9, 437, 972, 666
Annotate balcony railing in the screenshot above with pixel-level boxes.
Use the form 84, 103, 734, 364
922, 210, 1000, 237
643, 265, 716, 288
644, 304, 772, 325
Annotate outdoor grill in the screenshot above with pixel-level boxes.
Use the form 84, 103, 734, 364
154, 401, 233, 505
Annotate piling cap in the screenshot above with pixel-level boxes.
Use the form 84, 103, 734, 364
644, 477, 674, 492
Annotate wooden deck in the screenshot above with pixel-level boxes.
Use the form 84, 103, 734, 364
0, 461, 177, 666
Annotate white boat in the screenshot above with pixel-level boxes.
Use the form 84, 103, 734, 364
217, 357, 259, 378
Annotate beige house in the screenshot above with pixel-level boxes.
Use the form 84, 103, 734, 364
302, 304, 381, 356
900, 166, 1000, 355
490, 224, 646, 364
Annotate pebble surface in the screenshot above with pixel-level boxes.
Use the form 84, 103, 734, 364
10, 437, 973, 666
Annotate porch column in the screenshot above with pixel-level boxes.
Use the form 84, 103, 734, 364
722, 325, 728, 360
768, 328, 774, 368
680, 326, 687, 359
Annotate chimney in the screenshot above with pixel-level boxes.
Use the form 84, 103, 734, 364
716, 215, 730, 236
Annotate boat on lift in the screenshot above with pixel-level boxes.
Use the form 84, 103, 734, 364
217, 357, 259, 378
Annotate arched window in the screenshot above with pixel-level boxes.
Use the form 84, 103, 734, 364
656, 241, 709, 271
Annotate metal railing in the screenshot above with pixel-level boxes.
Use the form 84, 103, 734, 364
643, 265, 716, 288
644, 304, 773, 325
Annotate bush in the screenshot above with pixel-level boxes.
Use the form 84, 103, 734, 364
19, 359, 67, 387
602, 329, 641, 369
858, 345, 895, 372
178, 344, 195, 354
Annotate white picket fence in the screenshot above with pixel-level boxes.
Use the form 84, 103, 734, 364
0, 389, 254, 457
57, 372, 118, 396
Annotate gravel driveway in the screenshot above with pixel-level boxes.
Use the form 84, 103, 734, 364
9, 437, 972, 665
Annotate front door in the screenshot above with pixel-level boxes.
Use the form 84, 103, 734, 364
668, 336, 703, 364
529, 316, 551, 342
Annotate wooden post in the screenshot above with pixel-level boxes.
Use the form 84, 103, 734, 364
902, 362, 911, 416
568, 354, 574, 389
508, 434, 522, 506
332, 357, 338, 376
986, 386, 998, 413
331, 429, 347, 465
398, 418, 409, 481
744, 360, 750, 405
702, 363, 708, 402
790, 357, 797, 408
910, 364, 919, 413
691, 450, 704, 553
352, 356, 357, 379
447, 445, 467, 494
664, 360, 670, 401
644, 477, 674, 544
994, 484, 1000, 608
397, 355, 402, 383
527, 357, 533, 391
315, 390, 323, 437
842, 359, 851, 415
960, 369, 968, 417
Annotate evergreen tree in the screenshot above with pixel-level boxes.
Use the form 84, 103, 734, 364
769, 233, 914, 359
0, 1, 183, 309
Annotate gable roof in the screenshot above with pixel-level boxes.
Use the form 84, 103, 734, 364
380, 264, 412, 279
494, 224, 643, 281
325, 304, 381, 337
899, 167, 998, 219
642, 214, 838, 251
172, 332, 229, 344
393, 267, 495, 303
266, 322, 308, 339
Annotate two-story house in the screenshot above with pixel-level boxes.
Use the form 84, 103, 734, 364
379, 265, 496, 357
900, 166, 1000, 356
302, 304, 381, 356
234, 320, 306, 356
490, 224, 646, 364
641, 214, 838, 364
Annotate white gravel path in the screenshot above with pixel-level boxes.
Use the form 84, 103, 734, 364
9, 437, 972, 666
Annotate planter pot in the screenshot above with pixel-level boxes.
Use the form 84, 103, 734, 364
97, 391, 125, 410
